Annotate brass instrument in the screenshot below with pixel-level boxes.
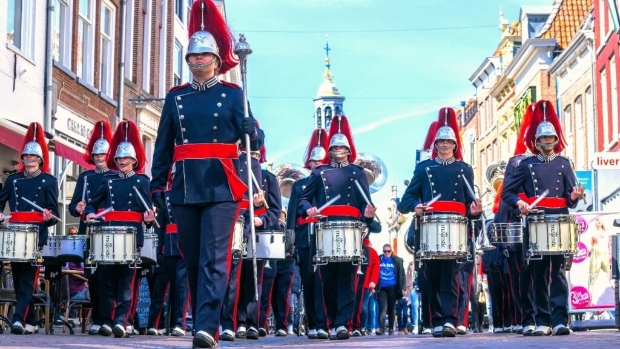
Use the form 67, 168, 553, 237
484, 162, 506, 195
273, 163, 311, 199
354, 152, 388, 193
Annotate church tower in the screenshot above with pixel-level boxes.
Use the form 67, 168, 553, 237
313, 36, 345, 130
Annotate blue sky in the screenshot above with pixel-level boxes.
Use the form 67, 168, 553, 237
224, 0, 552, 212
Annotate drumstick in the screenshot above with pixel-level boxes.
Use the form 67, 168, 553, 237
353, 180, 381, 224
250, 171, 269, 209
81, 177, 88, 202
93, 207, 113, 219
317, 194, 341, 213
20, 197, 62, 222
0, 215, 11, 221
426, 193, 442, 208
529, 189, 550, 210
461, 175, 477, 200
132, 186, 161, 228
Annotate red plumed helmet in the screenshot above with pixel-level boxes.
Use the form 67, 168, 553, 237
513, 104, 535, 156
303, 128, 328, 169
434, 107, 463, 160
106, 120, 146, 173
84, 119, 113, 166
325, 115, 357, 163
19, 122, 50, 173
422, 121, 439, 151
258, 145, 267, 164
525, 100, 566, 155
187, 0, 237, 74
492, 184, 503, 214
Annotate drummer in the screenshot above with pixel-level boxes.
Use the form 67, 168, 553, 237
68, 119, 114, 335
0, 122, 59, 335
501, 100, 583, 336
397, 108, 481, 338
298, 114, 375, 340
84, 120, 155, 338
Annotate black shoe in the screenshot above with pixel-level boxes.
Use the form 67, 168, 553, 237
388, 329, 394, 335
98, 324, 112, 336
316, 329, 329, 339
193, 331, 216, 348
112, 324, 127, 338
11, 322, 24, 335
258, 327, 267, 337
220, 330, 235, 342
442, 325, 457, 337
375, 329, 384, 335
336, 327, 350, 340
246, 327, 259, 340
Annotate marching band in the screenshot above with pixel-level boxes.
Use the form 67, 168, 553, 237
0, 1, 586, 348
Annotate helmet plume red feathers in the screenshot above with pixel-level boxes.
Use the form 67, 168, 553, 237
325, 115, 357, 163
514, 104, 535, 155
525, 100, 566, 155
422, 121, 439, 151
106, 120, 146, 173
435, 107, 463, 160
188, 0, 237, 74
84, 120, 113, 165
303, 128, 328, 169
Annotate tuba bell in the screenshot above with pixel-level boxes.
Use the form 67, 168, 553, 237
484, 162, 506, 195
273, 163, 311, 199
354, 152, 388, 193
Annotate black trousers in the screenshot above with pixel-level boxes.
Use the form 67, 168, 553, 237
320, 262, 356, 329
296, 247, 326, 331
425, 259, 459, 328
172, 202, 238, 337
271, 259, 295, 330
163, 256, 188, 330
378, 285, 397, 332
99, 264, 136, 327
456, 262, 474, 327
418, 266, 430, 329
10, 262, 39, 326
84, 265, 104, 327
530, 255, 569, 327
258, 260, 277, 329
506, 245, 526, 326
237, 259, 265, 329
220, 257, 243, 331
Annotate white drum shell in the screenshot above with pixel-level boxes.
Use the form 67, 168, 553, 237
231, 221, 246, 257
56, 235, 86, 262
315, 220, 364, 262
140, 234, 158, 265
90, 226, 136, 263
527, 214, 578, 254
0, 224, 39, 261
419, 214, 468, 259
246, 230, 286, 260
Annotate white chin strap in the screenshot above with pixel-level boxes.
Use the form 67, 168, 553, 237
188, 58, 218, 71
22, 157, 41, 164
115, 159, 132, 168
434, 144, 456, 152
94, 158, 106, 165
536, 141, 557, 151
329, 150, 349, 160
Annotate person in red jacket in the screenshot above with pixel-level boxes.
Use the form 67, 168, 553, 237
352, 226, 380, 336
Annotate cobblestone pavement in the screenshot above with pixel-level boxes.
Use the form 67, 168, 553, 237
1, 328, 620, 349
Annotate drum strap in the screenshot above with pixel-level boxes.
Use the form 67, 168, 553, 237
321, 205, 361, 219
103, 211, 143, 223
166, 223, 177, 234
518, 193, 567, 208
9, 212, 44, 223
429, 201, 466, 216
173, 143, 247, 201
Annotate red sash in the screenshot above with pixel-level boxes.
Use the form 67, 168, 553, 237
173, 143, 247, 201
297, 217, 318, 225
102, 211, 143, 223
321, 205, 361, 219
518, 193, 567, 209
254, 207, 267, 217
428, 200, 466, 216
9, 212, 44, 223
166, 223, 177, 234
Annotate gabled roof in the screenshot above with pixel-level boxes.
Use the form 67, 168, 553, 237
538, 0, 593, 49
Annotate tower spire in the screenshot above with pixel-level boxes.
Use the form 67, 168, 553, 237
323, 34, 333, 82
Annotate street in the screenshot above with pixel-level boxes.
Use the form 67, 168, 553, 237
1, 329, 619, 349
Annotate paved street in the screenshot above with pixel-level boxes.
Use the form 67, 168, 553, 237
1, 329, 620, 349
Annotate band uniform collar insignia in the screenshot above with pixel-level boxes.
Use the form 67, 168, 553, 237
330, 161, 350, 168
94, 167, 110, 174
536, 153, 557, 163
191, 76, 220, 91
434, 157, 455, 165
23, 169, 42, 179
118, 170, 135, 179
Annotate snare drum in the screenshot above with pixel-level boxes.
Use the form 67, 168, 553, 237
56, 235, 86, 262
41, 236, 58, 261
231, 221, 246, 258
315, 220, 364, 263
419, 214, 468, 259
90, 226, 136, 264
527, 214, 578, 255
0, 224, 39, 262
245, 230, 286, 260
140, 234, 158, 265
490, 222, 523, 244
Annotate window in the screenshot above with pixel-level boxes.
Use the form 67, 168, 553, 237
479, 102, 485, 131
600, 0, 607, 45
610, 55, 618, 140
469, 138, 476, 167
601, 67, 610, 146
564, 105, 573, 160
100, 2, 115, 96
142, 0, 152, 92
6, 0, 34, 58
175, 0, 184, 21
124, 0, 134, 80
77, 0, 95, 84
173, 40, 183, 86
485, 97, 492, 131
575, 96, 584, 169
52, 0, 72, 67
335, 106, 342, 115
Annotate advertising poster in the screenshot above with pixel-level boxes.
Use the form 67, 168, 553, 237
568, 212, 617, 312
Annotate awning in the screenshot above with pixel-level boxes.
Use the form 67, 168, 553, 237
54, 139, 93, 169
0, 118, 28, 151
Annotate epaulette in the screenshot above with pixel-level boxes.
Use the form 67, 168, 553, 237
350, 163, 364, 170
168, 83, 190, 92
221, 81, 241, 89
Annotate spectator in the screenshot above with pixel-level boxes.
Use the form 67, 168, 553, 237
376, 244, 405, 335
407, 261, 419, 334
